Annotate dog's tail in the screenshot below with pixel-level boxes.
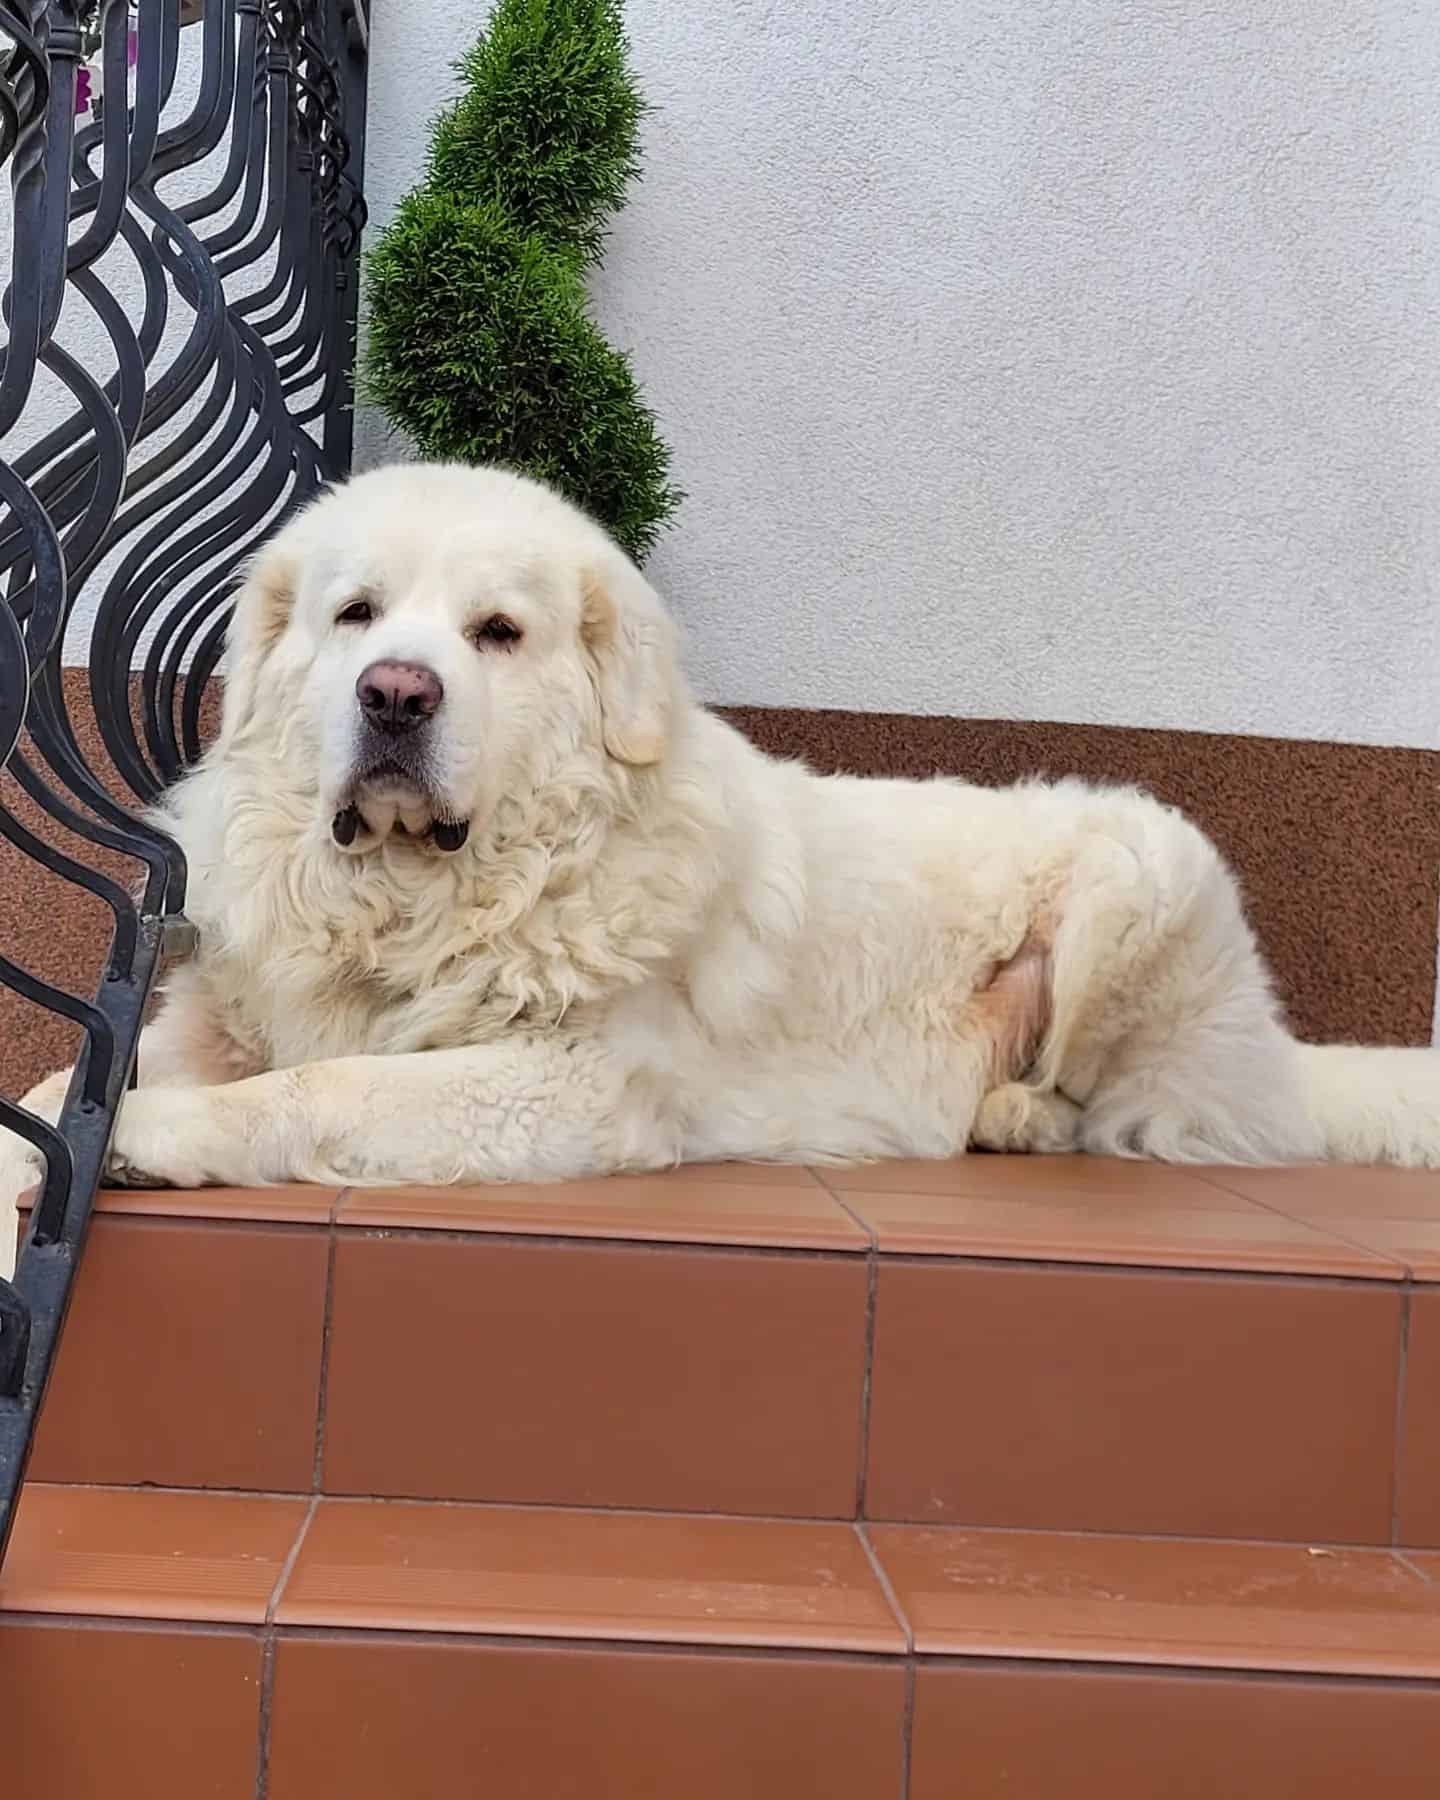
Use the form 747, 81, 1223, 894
1295, 1042, 1440, 1168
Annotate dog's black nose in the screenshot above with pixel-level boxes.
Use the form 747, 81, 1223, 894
356, 660, 444, 735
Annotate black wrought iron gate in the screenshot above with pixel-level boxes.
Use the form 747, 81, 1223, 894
0, 0, 369, 1562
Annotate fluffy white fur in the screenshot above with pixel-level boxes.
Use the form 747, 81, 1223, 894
3, 462, 1438, 1273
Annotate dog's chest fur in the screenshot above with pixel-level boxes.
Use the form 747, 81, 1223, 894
194, 863, 615, 1067
172, 758, 724, 1073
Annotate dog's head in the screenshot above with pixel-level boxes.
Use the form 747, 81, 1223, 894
221, 463, 678, 853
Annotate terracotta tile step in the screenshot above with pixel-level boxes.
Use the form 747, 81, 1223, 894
16, 1157, 1440, 1543
3, 1485, 1440, 1798
19, 1152, 1440, 1273
9, 1483, 1440, 1677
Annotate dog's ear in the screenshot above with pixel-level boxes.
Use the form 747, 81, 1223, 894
219, 537, 300, 746
580, 549, 676, 766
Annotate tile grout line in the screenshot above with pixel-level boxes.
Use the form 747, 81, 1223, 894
85, 1186, 869, 1257
813, 1164, 1425, 1286
1395, 1549, 1436, 1585
854, 1243, 880, 1517
95, 1202, 1421, 1283
824, 1188, 877, 1250
872, 1247, 1400, 1290
23, 1477, 1425, 1553
335, 1219, 865, 1261
163, 1172, 1422, 1284
270, 1620, 907, 1666
854, 1521, 913, 1652
815, 1177, 881, 1516
899, 1659, 917, 1800
1189, 1168, 1308, 1209
252, 1634, 277, 1800
1175, 1166, 1413, 1274
311, 1224, 339, 1493
854, 1520, 916, 1796
1227, 1187, 1415, 1280
1390, 1282, 1415, 1547
267, 1494, 321, 1623
255, 1495, 319, 1800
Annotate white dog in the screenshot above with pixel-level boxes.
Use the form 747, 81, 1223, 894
3, 462, 1438, 1273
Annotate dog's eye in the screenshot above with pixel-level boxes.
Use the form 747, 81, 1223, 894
335, 599, 374, 626
474, 614, 522, 649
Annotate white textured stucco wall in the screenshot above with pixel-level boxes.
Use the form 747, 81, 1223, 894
359, 0, 1440, 748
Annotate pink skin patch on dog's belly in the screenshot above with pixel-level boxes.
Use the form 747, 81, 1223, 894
969, 933, 1052, 1085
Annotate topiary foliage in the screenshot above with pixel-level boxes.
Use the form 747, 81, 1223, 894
361, 0, 680, 563
429, 0, 644, 267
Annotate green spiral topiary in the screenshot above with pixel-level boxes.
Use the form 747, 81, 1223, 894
361, 0, 681, 562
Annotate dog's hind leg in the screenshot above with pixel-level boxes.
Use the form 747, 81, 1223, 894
964, 929, 1083, 1154
972, 1084, 1083, 1153
1032, 805, 1321, 1166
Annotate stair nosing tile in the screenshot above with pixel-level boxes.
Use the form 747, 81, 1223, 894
272, 1496, 908, 1655
866, 1524, 1440, 1682
0, 1486, 312, 1627
334, 1180, 870, 1254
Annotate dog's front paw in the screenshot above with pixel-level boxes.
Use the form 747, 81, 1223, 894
103, 1145, 172, 1189
105, 1088, 211, 1191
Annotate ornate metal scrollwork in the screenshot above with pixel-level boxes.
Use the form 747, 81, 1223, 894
0, 0, 369, 1559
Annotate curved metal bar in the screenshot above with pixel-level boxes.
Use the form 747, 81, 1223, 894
0, 759, 139, 974
22, 658, 182, 915
0, 1273, 32, 1402
154, 0, 232, 169
0, 216, 168, 538
0, 590, 28, 764
0, 0, 370, 1565
179, 600, 234, 762
0, 1, 52, 436
0, 457, 64, 665
0, 472, 179, 916
31, 0, 77, 345
64, 0, 132, 267
0, 1084, 73, 1245
0, 951, 114, 1108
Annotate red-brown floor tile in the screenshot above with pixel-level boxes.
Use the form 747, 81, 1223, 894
1288, 1218, 1440, 1281
1200, 1165, 1440, 1217
1400, 1291, 1440, 1548
276, 1499, 904, 1652
870, 1526, 1440, 1676
824, 1154, 1228, 1201
19, 1182, 341, 1227
95, 1184, 342, 1224
31, 1217, 329, 1491
865, 1261, 1402, 1540
659, 1162, 829, 1187
337, 1173, 866, 1250
0, 1484, 308, 1624
910, 1663, 1440, 1800
1197, 1169, 1440, 1278
323, 1234, 868, 1514
1188, 1166, 1440, 1281
839, 1187, 1397, 1276
267, 1635, 905, 1800
0, 1618, 262, 1799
